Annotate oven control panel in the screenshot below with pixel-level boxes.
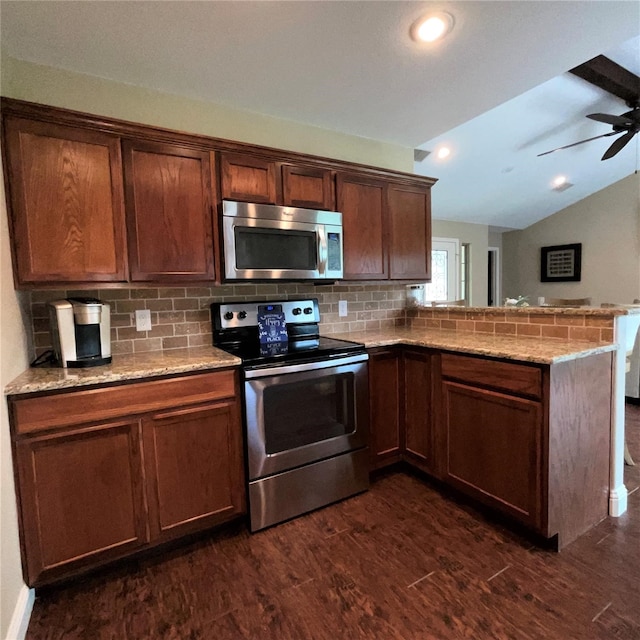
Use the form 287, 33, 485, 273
213, 299, 320, 330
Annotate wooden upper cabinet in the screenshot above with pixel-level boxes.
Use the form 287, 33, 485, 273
387, 183, 431, 280
220, 152, 335, 209
282, 164, 335, 210
220, 152, 278, 204
337, 173, 387, 280
122, 139, 215, 281
3, 116, 127, 286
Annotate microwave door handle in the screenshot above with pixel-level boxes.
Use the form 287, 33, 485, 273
317, 227, 327, 276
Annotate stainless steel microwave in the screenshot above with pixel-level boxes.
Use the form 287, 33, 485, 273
222, 200, 344, 281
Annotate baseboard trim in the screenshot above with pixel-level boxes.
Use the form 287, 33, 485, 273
609, 484, 628, 517
5, 585, 34, 640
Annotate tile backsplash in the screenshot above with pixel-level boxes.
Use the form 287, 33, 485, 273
407, 307, 614, 343
27, 283, 409, 359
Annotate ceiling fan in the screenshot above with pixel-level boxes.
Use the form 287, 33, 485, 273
538, 55, 640, 160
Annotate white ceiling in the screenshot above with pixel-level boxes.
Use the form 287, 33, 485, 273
416, 34, 640, 229
1, 1, 639, 229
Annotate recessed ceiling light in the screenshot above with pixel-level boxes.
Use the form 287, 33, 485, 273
551, 175, 573, 192
436, 146, 451, 159
411, 12, 455, 43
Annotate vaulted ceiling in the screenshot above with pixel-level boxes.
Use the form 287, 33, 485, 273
1, 1, 639, 228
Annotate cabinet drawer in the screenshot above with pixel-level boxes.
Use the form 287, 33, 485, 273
12, 370, 237, 435
441, 353, 541, 398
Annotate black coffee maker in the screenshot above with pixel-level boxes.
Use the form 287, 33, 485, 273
48, 298, 112, 368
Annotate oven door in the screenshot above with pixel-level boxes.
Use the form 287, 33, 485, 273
243, 353, 369, 480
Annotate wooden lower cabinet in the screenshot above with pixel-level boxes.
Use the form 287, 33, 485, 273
143, 401, 245, 542
441, 381, 542, 528
368, 347, 434, 472
15, 420, 148, 586
369, 347, 612, 548
9, 369, 245, 587
402, 348, 433, 470
439, 351, 612, 548
368, 349, 402, 469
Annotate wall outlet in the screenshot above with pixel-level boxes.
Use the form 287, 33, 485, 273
135, 309, 152, 332
338, 300, 348, 317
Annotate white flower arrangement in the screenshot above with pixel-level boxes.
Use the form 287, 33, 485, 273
504, 296, 530, 307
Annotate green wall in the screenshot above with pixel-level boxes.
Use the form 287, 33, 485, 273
1, 56, 413, 171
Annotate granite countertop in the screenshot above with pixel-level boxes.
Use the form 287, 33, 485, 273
6, 322, 619, 396
413, 304, 634, 316
5, 346, 241, 396
328, 327, 617, 365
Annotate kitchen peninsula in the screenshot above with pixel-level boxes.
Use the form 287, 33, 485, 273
4, 305, 629, 588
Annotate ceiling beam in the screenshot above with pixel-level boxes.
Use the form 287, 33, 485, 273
569, 55, 640, 106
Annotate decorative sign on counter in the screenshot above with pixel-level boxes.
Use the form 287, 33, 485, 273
257, 304, 288, 344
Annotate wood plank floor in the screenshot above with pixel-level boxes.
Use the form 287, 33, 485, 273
27, 403, 640, 640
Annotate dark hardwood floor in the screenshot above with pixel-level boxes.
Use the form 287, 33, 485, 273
27, 404, 640, 640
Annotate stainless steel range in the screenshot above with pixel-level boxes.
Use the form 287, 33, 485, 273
211, 298, 369, 531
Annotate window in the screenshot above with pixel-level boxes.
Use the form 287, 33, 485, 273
424, 238, 460, 302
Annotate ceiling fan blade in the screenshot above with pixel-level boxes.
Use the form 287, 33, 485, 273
537, 131, 617, 157
601, 130, 637, 160
587, 112, 634, 127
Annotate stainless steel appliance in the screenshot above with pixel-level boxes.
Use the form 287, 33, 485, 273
211, 298, 369, 531
48, 298, 112, 368
221, 200, 344, 281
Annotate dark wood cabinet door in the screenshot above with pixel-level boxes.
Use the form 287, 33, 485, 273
220, 152, 278, 204
123, 140, 214, 281
403, 349, 432, 470
143, 400, 245, 542
368, 349, 401, 469
441, 381, 542, 527
337, 173, 387, 280
3, 116, 127, 285
282, 164, 335, 210
387, 183, 431, 280
15, 421, 147, 586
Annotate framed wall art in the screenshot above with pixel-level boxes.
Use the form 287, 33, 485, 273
540, 243, 582, 282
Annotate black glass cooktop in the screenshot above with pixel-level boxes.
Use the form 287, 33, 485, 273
215, 335, 365, 369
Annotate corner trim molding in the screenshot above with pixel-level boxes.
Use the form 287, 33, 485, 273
608, 484, 628, 517
5, 585, 34, 640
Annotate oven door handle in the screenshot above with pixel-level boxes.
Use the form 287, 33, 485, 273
244, 352, 368, 379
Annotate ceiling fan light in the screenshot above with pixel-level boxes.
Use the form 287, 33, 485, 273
411, 12, 454, 43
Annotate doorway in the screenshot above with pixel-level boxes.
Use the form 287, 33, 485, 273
488, 247, 500, 307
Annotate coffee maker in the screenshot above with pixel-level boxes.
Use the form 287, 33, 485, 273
48, 298, 112, 368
